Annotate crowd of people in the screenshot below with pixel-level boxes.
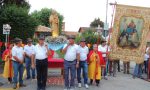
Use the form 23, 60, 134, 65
0, 35, 150, 90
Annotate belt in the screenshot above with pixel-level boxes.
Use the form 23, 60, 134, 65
65, 60, 76, 62
36, 58, 47, 61
80, 60, 87, 62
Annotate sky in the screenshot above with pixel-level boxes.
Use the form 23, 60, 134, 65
28, 0, 150, 32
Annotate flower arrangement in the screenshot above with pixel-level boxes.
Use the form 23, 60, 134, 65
45, 36, 67, 44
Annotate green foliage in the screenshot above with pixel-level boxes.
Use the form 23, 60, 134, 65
90, 18, 104, 28
75, 29, 102, 44
30, 8, 64, 34
0, 0, 30, 9
0, 4, 38, 42
55, 50, 64, 58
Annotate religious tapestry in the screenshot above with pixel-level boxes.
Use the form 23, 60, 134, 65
109, 4, 150, 63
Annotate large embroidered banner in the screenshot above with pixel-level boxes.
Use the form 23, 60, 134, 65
109, 4, 150, 63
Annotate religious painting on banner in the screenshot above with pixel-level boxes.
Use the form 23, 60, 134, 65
109, 4, 150, 64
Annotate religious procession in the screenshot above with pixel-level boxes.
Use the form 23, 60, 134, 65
0, 0, 150, 90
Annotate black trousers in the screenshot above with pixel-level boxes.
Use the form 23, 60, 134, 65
36, 58, 48, 89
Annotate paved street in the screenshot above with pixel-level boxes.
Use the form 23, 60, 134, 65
0, 61, 150, 90
0, 72, 150, 90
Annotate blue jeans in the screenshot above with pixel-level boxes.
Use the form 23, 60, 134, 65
13, 61, 24, 85
64, 60, 76, 88
144, 60, 149, 73
103, 57, 109, 76
77, 61, 88, 84
133, 64, 142, 77
25, 57, 35, 79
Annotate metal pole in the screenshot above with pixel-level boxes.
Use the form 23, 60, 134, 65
105, 0, 109, 40
106, 2, 117, 52
5, 33, 7, 49
105, 0, 109, 24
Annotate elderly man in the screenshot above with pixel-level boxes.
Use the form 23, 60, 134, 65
24, 38, 35, 79
62, 35, 79, 90
33, 37, 51, 90
77, 38, 89, 89
12, 38, 26, 89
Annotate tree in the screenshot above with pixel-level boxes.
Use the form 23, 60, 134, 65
90, 18, 104, 28
0, 4, 38, 42
75, 29, 102, 44
0, 0, 30, 9
31, 8, 64, 34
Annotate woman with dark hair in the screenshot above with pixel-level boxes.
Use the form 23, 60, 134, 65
88, 44, 105, 86
2, 42, 14, 83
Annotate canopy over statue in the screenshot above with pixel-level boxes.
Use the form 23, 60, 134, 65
49, 10, 59, 37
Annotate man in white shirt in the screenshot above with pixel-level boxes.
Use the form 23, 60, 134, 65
12, 38, 26, 89
33, 37, 51, 90
144, 47, 150, 74
77, 38, 89, 89
147, 47, 150, 80
24, 38, 35, 79
62, 35, 79, 90
98, 40, 110, 80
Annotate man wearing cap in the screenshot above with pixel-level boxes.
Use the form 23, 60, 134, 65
24, 38, 35, 80
33, 37, 51, 90
12, 38, 26, 89
98, 40, 110, 80
77, 38, 89, 89
62, 35, 79, 90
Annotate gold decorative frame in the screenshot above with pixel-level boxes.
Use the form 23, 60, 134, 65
109, 4, 150, 63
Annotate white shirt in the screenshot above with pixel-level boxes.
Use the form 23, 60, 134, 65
77, 45, 89, 61
98, 45, 110, 57
24, 44, 35, 56
12, 46, 24, 61
144, 54, 149, 61
34, 44, 48, 60
63, 44, 79, 61
146, 47, 150, 53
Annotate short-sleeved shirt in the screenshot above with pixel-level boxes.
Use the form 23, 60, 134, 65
63, 44, 79, 61
34, 44, 48, 60
24, 44, 35, 56
77, 45, 89, 61
12, 46, 24, 61
146, 47, 150, 54
98, 45, 110, 57
144, 54, 149, 61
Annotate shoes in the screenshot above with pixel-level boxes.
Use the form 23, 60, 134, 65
113, 74, 116, 77
19, 84, 26, 87
13, 84, 17, 89
90, 80, 93, 85
96, 83, 99, 87
26, 77, 31, 80
85, 84, 89, 89
78, 83, 81, 88
104, 76, 108, 80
